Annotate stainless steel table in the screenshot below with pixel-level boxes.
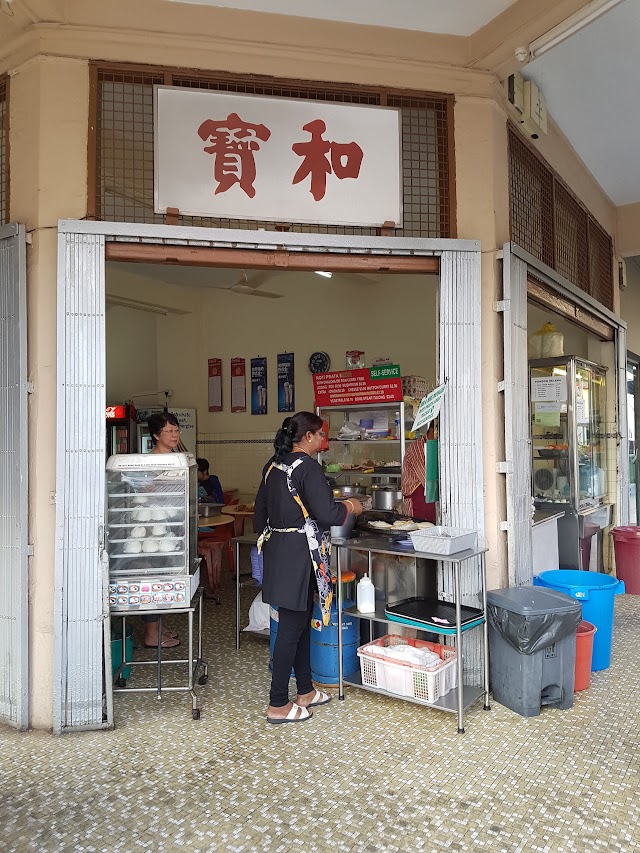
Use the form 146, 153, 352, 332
233, 534, 268, 649
112, 587, 208, 720
334, 537, 490, 733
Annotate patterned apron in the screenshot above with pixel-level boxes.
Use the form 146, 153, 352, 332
256, 458, 333, 626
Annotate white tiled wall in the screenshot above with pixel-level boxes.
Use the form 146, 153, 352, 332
196, 431, 275, 501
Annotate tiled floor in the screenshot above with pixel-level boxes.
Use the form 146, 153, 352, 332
2, 572, 639, 853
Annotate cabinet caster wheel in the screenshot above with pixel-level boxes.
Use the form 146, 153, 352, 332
115, 677, 127, 688
192, 709, 201, 720
198, 675, 208, 686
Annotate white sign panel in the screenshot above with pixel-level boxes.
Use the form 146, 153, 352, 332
530, 376, 567, 403
411, 383, 447, 433
154, 87, 402, 227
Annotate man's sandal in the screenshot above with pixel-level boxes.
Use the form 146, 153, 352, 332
267, 703, 313, 724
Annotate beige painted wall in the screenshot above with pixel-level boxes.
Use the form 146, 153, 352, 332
106, 306, 158, 404
105, 264, 439, 433
9, 56, 89, 730
621, 261, 640, 357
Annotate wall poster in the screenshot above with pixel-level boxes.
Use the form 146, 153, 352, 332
230, 357, 247, 412
277, 353, 295, 413
251, 357, 268, 415
207, 358, 222, 412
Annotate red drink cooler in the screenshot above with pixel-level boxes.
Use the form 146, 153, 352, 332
612, 527, 640, 595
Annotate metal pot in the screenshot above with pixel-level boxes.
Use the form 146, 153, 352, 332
370, 486, 403, 511
332, 485, 365, 498
197, 502, 223, 518
331, 512, 357, 541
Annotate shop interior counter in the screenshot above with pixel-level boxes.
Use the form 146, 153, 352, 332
334, 535, 490, 733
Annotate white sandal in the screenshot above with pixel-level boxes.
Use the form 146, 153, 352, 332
267, 702, 313, 725
306, 689, 332, 708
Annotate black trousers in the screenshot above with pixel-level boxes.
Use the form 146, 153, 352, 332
269, 572, 315, 707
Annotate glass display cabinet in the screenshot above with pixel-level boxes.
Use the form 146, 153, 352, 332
530, 357, 613, 571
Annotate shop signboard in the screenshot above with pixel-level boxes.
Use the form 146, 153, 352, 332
277, 353, 295, 413
154, 87, 402, 227
231, 357, 247, 412
207, 357, 222, 412
313, 365, 402, 408
251, 357, 268, 415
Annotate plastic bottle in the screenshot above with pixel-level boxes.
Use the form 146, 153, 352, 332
357, 573, 376, 613
394, 412, 401, 439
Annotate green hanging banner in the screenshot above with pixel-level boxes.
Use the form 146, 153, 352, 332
424, 439, 439, 503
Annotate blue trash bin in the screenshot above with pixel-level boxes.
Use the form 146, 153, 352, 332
533, 570, 624, 671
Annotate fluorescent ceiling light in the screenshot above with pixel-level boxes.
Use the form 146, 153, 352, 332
529, 0, 624, 58
315, 271, 333, 278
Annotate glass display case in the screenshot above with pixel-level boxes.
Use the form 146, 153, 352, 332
530, 357, 613, 571
106, 453, 199, 611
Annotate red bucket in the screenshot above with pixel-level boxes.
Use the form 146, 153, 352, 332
574, 620, 596, 692
611, 526, 640, 595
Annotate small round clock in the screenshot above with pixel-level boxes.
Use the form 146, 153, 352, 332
308, 351, 331, 374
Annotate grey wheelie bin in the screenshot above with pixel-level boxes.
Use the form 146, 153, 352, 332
487, 586, 582, 717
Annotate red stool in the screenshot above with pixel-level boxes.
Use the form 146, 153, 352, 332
199, 524, 235, 573
198, 540, 224, 599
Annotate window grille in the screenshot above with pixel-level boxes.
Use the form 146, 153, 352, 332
92, 64, 453, 238
0, 77, 8, 225
508, 126, 613, 310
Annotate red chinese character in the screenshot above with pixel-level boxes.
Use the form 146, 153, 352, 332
292, 119, 364, 201
197, 113, 271, 198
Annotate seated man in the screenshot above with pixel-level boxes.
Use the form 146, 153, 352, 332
196, 457, 224, 504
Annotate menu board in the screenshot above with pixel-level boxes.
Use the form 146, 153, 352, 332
313, 365, 402, 407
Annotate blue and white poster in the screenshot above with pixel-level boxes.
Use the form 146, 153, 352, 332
277, 353, 295, 413
251, 357, 268, 415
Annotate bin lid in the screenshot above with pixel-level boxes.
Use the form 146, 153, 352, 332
487, 586, 580, 616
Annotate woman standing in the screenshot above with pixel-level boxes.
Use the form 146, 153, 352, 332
143, 412, 182, 648
254, 412, 363, 724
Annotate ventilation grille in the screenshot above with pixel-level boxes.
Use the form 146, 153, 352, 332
93, 65, 453, 238
509, 126, 613, 310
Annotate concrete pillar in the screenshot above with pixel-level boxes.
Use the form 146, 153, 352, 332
454, 95, 511, 589
9, 56, 89, 729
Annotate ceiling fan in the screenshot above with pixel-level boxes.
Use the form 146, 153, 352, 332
229, 270, 283, 298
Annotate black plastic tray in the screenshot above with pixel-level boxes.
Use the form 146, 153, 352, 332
385, 597, 484, 634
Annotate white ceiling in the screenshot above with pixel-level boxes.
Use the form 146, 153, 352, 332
524, 0, 640, 206
165, 0, 516, 36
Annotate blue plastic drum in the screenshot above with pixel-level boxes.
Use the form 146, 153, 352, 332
533, 570, 625, 671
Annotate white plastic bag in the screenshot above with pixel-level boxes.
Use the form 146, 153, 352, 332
244, 591, 270, 633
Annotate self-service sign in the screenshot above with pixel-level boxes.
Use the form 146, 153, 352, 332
313, 366, 402, 407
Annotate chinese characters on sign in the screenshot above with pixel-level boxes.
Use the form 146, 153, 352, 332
155, 88, 401, 227
207, 358, 222, 412
230, 357, 247, 413
198, 113, 271, 199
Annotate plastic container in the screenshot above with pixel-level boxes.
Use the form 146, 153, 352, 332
574, 621, 596, 691
310, 592, 359, 686
356, 573, 375, 613
357, 634, 457, 704
409, 526, 477, 555
111, 627, 134, 681
533, 570, 624, 671
611, 526, 640, 594
487, 586, 582, 717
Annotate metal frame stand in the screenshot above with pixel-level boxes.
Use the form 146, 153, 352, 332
112, 587, 208, 720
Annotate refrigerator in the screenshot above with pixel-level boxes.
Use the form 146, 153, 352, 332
106, 452, 199, 611
106, 404, 138, 456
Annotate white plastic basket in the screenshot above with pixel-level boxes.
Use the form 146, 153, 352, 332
357, 634, 457, 704
409, 526, 477, 555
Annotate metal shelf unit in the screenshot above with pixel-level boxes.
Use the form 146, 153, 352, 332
334, 537, 490, 733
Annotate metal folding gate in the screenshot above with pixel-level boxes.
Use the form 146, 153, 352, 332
0, 223, 29, 730
53, 231, 110, 733
54, 221, 486, 728
499, 242, 629, 588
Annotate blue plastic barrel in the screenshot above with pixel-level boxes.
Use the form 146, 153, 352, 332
533, 570, 625, 671
310, 596, 359, 686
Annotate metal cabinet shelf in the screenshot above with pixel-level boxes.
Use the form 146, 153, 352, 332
334, 537, 490, 733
